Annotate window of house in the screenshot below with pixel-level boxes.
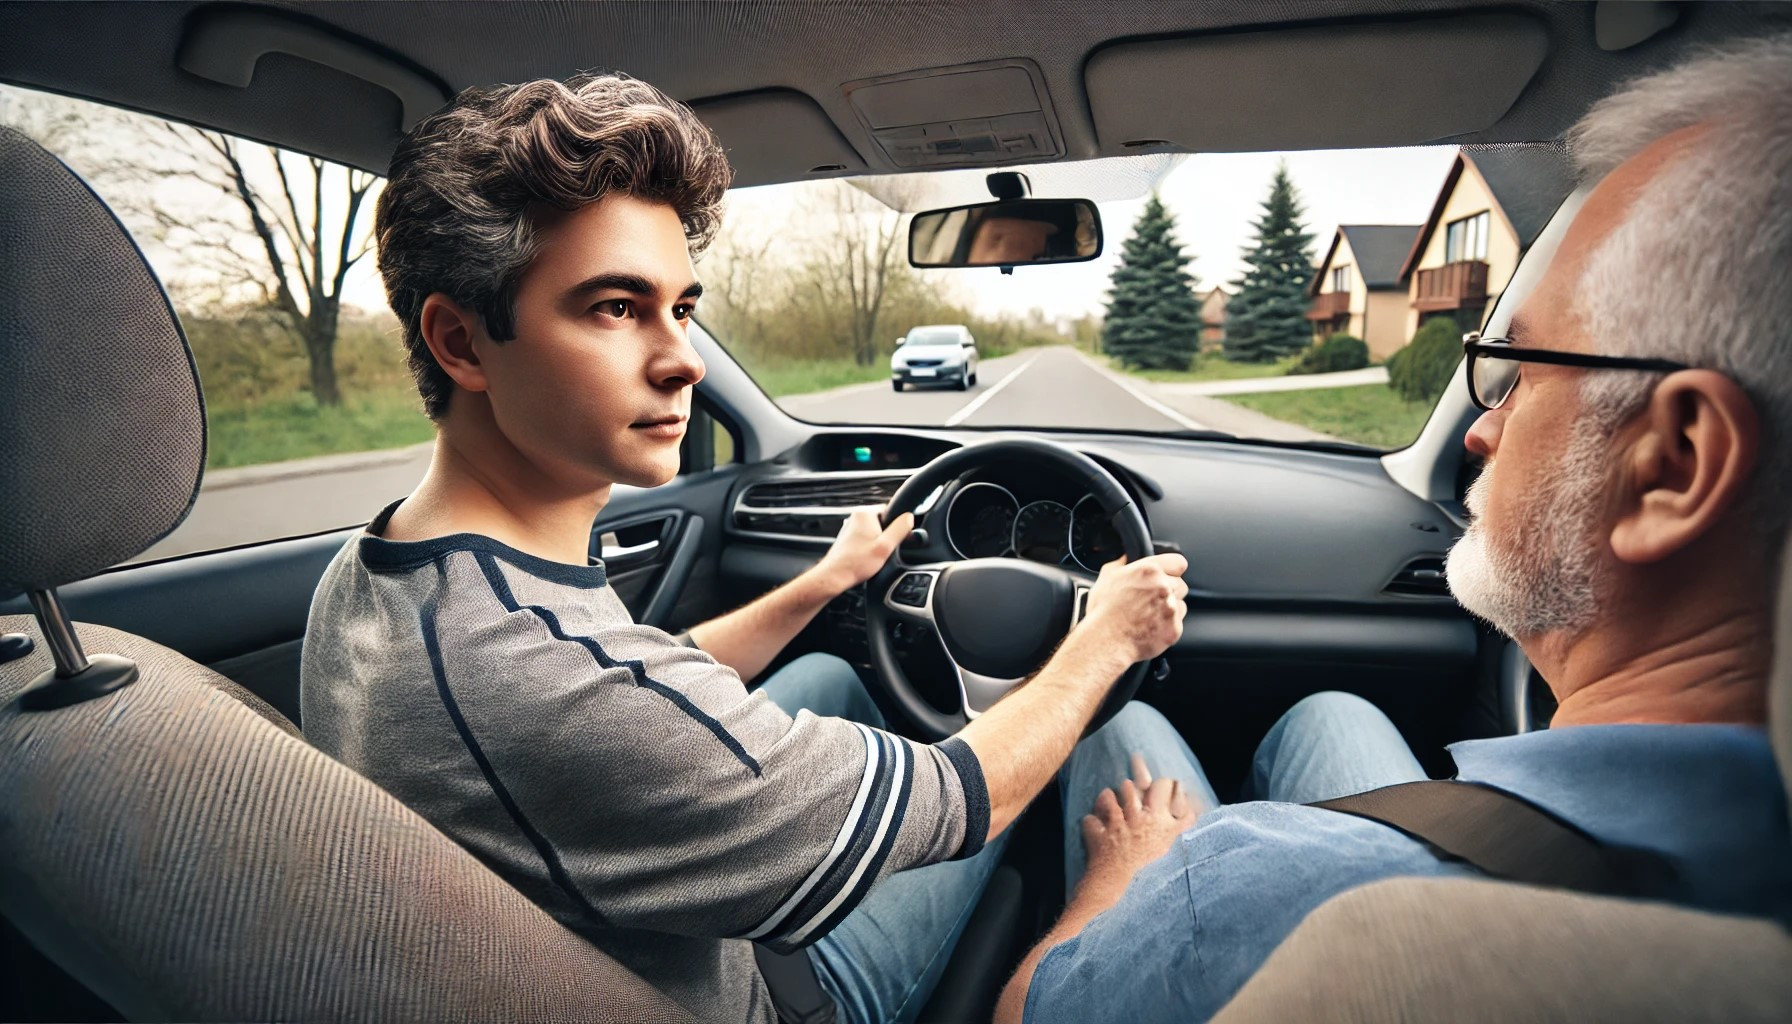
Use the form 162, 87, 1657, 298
1444, 211, 1490, 262
1329, 265, 1352, 292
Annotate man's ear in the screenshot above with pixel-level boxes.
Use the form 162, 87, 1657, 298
419, 293, 490, 396
1610, 369, 1759, 564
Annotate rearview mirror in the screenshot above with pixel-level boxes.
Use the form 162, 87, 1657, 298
909, 198, 1102, 269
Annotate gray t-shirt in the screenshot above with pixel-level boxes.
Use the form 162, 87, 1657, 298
300, 502, 988, 1021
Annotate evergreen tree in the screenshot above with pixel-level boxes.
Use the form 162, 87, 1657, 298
1223, 163, 1317, 363
1101, 195, 1204, 371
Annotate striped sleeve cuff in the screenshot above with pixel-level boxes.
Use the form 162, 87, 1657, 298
739, 723, 915, 952
937, 736, 989, 860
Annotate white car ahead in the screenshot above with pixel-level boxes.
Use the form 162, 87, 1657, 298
891, 324, 978, 391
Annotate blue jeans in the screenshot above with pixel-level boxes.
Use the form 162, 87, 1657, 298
758, 654, 1012, 1024
1059, 692, 1426, 892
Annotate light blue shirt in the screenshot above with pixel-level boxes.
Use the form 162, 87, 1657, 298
1025, 725, 1792, 1023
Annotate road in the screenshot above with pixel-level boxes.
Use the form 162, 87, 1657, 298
138, 346, 1339, 562
779, 345, 1338, 442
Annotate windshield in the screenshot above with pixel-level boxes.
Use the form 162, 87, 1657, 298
703, 146, 1572, 450
903, 327, 962, 347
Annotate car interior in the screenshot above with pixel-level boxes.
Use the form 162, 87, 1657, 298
3, 2, 1791, 1021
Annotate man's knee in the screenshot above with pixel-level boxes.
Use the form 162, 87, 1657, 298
1278, 690, 1390, 736
1089, 700, 1179, 746
776, 652, 882, 726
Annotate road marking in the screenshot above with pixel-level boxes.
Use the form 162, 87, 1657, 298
943, 354, 1040, 427
1069, 349, 1210, 431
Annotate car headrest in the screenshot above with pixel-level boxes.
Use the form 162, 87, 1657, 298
1775, 539, 1791, 821
0, 125, 205, 596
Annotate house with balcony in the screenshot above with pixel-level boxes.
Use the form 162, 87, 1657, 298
1398, 146, 1576, 340
1305, 224, 1420, 360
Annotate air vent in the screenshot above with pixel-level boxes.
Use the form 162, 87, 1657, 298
740, 476, 904, 509
1383, 556, 1450, 598
733, 475, 909, 542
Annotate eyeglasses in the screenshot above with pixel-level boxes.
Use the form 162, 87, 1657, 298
1461, 331, 1692, 411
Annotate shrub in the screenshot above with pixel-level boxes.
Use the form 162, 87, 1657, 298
1388, 316, 1463, 403
1287, 333, 1369, 376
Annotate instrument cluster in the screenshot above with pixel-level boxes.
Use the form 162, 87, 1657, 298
942, 480, 1125, 572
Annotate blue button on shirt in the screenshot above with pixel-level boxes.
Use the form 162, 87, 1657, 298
1025, 725, 1792, 1023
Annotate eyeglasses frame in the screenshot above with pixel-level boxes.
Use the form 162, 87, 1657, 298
1460, 331, 1693, 411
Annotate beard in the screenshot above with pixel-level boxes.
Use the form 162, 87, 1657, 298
1445, 421, 1613, 640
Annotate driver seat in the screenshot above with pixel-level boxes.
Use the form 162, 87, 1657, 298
0, 124, 694, 1021
1210, 542, 1792, 1022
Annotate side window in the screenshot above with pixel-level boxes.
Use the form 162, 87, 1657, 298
2, 85, 423, 564
681, 396, 741, 474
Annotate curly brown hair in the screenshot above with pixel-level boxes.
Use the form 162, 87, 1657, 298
375, 73, 732, 418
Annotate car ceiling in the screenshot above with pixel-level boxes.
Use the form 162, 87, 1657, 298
2, 1, 1788, 192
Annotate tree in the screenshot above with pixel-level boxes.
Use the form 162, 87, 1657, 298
807, 181, 912, 366
1, 85, 375, 406
1101, 195, 1204, 371
174, 129, 377, 406
1224, 163, 1316, 363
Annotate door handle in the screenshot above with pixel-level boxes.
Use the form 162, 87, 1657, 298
600, 533, 661, 562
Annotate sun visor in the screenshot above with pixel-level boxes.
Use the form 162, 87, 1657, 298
1085, 12, 1549, 154
691, 90, 867, 188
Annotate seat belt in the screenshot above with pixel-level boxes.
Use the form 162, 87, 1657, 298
755, 943, 837, 1024
1311, 780, 1675, 898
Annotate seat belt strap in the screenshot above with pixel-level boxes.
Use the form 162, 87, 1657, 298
1311, 780, 1674, 898
755, 943, 837, 1024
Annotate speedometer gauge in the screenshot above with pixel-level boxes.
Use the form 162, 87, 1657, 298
1071, 494, 1124, 571
945, 482, 1018, 558
1012, 500, 1073, 564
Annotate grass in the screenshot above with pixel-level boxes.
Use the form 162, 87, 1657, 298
1108, 353, 1301, 383
747, 357, 892, 397
1225, 385, 1436, 449
205, 385, 435, 469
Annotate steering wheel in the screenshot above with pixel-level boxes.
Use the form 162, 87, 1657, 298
866, 437, 1154, 741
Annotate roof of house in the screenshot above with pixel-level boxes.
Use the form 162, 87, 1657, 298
1308, 225, 1420, 295
1398, 144, 1578, 280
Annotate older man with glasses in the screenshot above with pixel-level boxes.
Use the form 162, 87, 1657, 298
997, 33, 1792, 1024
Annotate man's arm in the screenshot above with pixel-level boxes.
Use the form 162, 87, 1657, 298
689, 509, 912, 681
701, 507, 1190, 844
995, 759, 1197, 1024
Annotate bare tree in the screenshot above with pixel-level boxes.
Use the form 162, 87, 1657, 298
178, 129, 377, 406
2, 84, 376, 407
810, 181, 914, 366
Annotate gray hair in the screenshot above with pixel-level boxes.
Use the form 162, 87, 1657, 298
1566, 33, 1792, 550
375, 73, 732, 419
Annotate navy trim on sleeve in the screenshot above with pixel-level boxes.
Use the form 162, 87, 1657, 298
937, 736, 990, 859
419, 581, 609, 932
473, 551, 761, 777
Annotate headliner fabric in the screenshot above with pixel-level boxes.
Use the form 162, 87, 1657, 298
2, 2, 1787, 182
0, 126, 204, 594
1338, 225, 1422, 289
1211, 877, 1792, 1023
0, 615, 697, 1022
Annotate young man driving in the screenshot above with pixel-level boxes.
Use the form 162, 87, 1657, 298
299, 73, 1188, 1023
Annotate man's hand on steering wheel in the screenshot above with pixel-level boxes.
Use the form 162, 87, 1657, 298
1079, 553, 1190, 666
817, 508, 915, 595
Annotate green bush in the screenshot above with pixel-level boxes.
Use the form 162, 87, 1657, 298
1388, 316, 1463, 403
1287, 333, 1369, 376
